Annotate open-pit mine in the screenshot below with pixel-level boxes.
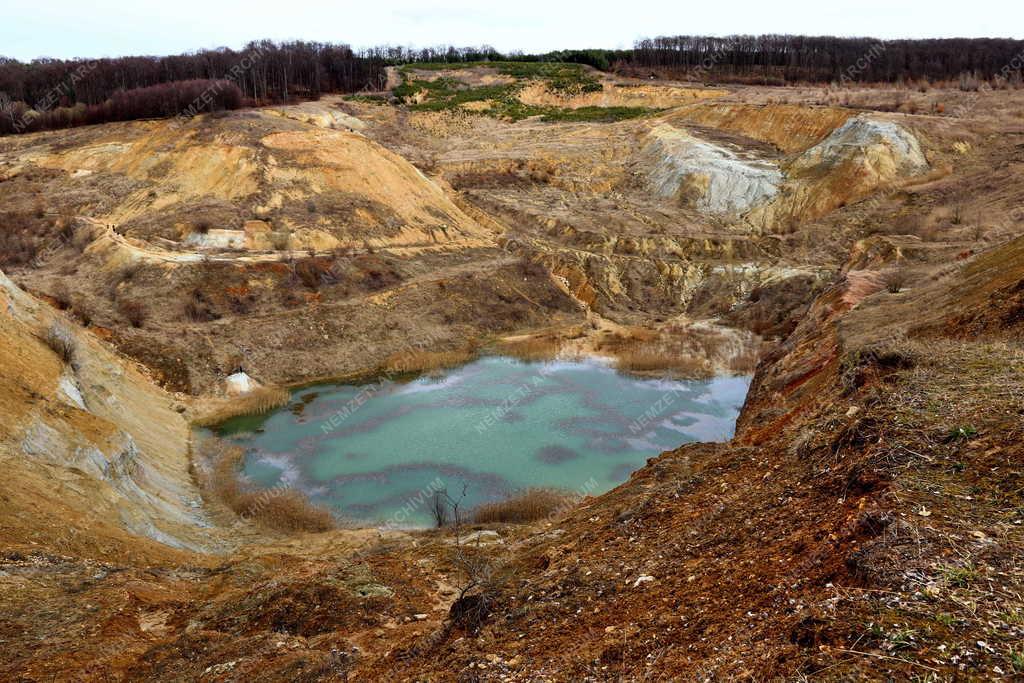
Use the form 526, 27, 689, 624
1, 57, 1023, 681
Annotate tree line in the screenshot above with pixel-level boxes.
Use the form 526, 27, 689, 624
0, 40, 385, 107
628, 35, 1024, 85
0, 40, 386, 135
1, 79, 244, 135
3, 35, 1023, 136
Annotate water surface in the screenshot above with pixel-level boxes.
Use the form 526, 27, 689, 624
215, 356, 750, 526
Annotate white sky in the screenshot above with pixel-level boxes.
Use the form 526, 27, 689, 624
3, 0, 1022, 61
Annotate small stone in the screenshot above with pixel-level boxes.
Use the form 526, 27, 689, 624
413, 613, 428, 621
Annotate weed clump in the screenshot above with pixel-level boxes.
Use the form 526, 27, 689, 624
44, 322, 76, 364
472, 488, 572, 524
840, 342, 916, 393
883, 267, 908, 294
118, 299, 147, 328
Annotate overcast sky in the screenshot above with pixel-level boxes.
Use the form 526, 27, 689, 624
4, 0, 1022, 61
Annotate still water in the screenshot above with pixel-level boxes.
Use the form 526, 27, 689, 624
214, 356, 750, 527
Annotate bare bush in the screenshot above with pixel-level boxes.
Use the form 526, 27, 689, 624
294, 258, 325, 290
431, 490, 451, 528
884, 268, 909, 294
183, 288, 219, 322
119, 299, 147, 327
44, 322, 76, 364
71, 299, 94, 327
270, 232, 290, 251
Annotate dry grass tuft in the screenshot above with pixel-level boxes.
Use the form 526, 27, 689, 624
43, 322, 76, 364
194, 437, 335, 533
118, 299, 147, 328
381, 347, 476, 375
884, 268, 909, 294
472, 488, 574, 524
494, 334, 564, 362
727, 346, 762, 374
193, 386, 291, 426
613, 346, 714, 377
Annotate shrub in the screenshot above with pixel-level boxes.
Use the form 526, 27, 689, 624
72, 300, 94, 327
431, 490, 451, 528
883, 268, 908, 294
183, 288, 219, 322
109, 262, 142, 293
0, 210, 44, 267
119, 299, 147, 327
44, 322, 76, 364
472, 488, 573, 524
294, 258, 325, 290
50, 283, 71, 310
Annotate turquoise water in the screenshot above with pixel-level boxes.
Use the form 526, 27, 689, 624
214, 356, 750, 527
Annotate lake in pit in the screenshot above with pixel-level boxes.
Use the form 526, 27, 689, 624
213, 356, 751, 527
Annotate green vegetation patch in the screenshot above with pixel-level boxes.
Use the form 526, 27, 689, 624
539, 106, 655, 122
392, 63, 658, 124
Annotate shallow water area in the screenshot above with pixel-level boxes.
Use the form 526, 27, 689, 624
214, 356, 750, 527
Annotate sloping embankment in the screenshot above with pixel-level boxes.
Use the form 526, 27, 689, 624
0, 269, 227, 561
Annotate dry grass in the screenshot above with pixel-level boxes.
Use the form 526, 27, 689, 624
472, 488, 574, 524
596, 324, 759, 378
613, 346, 713, 377
43, 322, 76, 364
194, 437, 335, 533
493, 334, 564, 362
884, 268, 909, 294
598, 327, 715, 378
727, 346, 762, 374
192, 386, 291, 426
381, 347, 476, 375
118, 299, 147, 328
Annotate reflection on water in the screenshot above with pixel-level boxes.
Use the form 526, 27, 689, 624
214, 356, 750, 527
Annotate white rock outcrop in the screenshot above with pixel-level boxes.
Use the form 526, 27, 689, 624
225, 371, 256, 395
789, 116, 929, 177
641, 124, 783, 215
